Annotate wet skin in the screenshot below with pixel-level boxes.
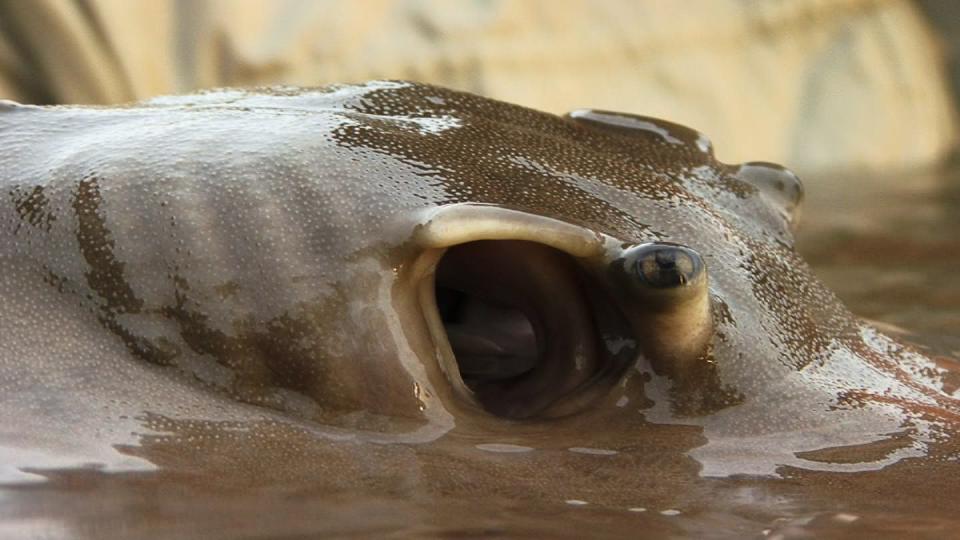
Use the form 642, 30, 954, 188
0, 82, 958, 538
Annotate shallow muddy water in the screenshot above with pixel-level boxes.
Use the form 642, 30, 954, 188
798, 164, 960, 360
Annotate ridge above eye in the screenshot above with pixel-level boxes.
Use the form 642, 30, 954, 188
565, 109, 714, 155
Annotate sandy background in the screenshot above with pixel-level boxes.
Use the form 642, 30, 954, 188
1, 0, 957, 174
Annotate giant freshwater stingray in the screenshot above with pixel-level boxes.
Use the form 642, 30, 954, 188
0, 81, 958, 538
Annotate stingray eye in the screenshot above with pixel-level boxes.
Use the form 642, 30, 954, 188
611, 242, 713, 384
624, 243, 704, 289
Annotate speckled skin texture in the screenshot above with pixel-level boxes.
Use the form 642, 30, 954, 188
0, 82, 957, 538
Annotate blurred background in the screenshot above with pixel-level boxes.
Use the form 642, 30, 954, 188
0, 0, 957, 347
1, 0, 958, 173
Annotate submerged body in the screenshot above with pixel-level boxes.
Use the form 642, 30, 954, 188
0, 82, 957, 538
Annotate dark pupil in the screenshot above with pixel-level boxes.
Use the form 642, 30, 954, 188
637, 248, 690, 287
655, 250, 678, 270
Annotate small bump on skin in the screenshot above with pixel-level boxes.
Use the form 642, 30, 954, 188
734, 161, 804, 217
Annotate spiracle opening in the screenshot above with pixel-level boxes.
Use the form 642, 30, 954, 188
428, 240, 635, 419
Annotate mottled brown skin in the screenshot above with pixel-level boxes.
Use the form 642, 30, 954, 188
0, 82, 957, 538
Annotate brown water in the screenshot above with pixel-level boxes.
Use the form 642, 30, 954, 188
797, 164, 960, 359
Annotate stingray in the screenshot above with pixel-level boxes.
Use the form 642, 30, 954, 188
0, 82, 957, 538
